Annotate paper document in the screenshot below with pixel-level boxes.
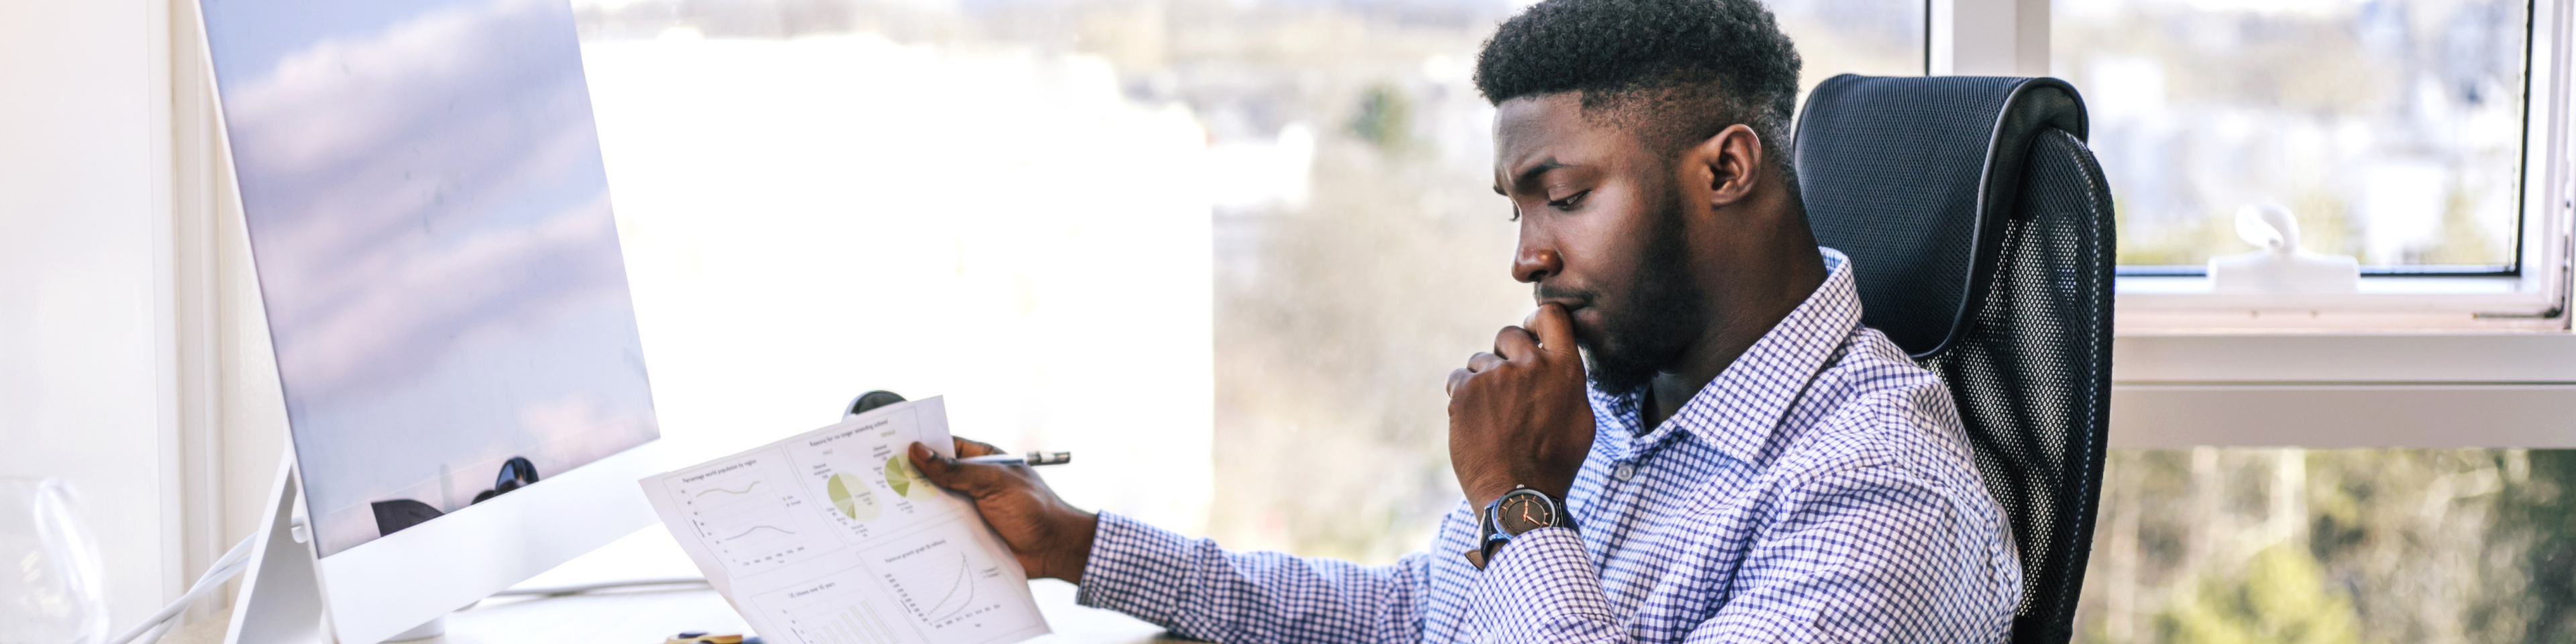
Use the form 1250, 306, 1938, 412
641, 397, 1051, 644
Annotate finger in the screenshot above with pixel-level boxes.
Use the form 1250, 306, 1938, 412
1467, 352, 1505, 374
1446, 367, 1473, 397
1494, 324, 1540, 362
953, 437, 1004, 458
910, 442, 1002, 495
1529, 303, 1579, 360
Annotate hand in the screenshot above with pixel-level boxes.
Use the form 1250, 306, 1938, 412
1445, 303, 1595, 508
908, 438, 1099, 584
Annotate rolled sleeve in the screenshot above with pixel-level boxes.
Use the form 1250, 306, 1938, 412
1074, 512, 1434, 644
1075, 512, 1198, 624
1468, 527, 1623, 643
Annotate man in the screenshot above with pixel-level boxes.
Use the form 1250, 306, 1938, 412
903, 0, 2023, 639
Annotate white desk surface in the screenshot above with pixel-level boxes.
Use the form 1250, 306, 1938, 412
166, 526, 1189, 644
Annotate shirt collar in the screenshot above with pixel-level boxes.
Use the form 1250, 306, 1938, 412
1589, 248, 1865, 466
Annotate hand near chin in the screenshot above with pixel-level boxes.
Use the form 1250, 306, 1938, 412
908, 438, 1098, 584
1444, 303, 1596, 507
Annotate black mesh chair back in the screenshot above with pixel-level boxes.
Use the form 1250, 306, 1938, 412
1791, 74, 2114, 644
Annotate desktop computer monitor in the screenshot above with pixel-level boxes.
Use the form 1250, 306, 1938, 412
196, 0, 672, 641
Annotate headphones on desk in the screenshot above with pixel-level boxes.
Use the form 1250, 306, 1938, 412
847, 390, 907, 417
472, 456, 541, 504
373, 455, 542, 535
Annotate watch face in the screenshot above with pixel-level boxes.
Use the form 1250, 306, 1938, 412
1497, 493, 1556, 535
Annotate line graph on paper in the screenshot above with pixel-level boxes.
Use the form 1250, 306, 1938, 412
864, 528, 1014, 633
672, 458, 821, 571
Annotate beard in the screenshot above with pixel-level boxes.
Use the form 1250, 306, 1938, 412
1556, 193, 1705, 395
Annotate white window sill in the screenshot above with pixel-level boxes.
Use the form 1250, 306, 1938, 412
2117, 274, 2526, 295
2108, 333, 2576, 448
2112, 274, 2565, 333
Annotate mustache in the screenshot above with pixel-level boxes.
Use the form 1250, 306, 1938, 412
1534, 284, 1599, 308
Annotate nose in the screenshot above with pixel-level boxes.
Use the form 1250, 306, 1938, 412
1512, 231, 1560, 284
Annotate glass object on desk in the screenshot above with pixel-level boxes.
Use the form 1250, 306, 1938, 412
2055, 0, 2532, 274
0, 478, 109, 644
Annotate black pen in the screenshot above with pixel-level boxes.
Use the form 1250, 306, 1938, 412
956, 451, 1072, 466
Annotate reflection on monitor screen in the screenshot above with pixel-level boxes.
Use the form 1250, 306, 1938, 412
203, 0, 658, 557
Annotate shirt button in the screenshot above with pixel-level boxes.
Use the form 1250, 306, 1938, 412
1614, 463, 1637, 481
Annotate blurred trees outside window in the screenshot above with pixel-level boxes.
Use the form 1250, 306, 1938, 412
2079, 449, 2576, 644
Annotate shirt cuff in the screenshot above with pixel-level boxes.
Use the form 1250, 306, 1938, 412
1073, 511, 1196, 625
1470, 527, 1616, 638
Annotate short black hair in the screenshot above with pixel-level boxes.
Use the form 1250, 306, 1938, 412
1474, 0, 1803, 184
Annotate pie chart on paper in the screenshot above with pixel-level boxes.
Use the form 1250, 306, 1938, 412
826, 472, 879, 522
884, 455, 940, 501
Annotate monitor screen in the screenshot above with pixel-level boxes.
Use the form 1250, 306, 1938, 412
203, 0, 659, 557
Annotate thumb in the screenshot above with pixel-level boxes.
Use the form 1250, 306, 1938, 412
1529, 303, 1580, 362
910, 442, 1000, 496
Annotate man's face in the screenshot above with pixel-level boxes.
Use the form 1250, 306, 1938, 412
1492, 94, 1706, 393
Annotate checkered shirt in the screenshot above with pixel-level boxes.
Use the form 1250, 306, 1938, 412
1075, 248, 2022, 643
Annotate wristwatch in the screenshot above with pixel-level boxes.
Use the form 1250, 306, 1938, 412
1464, 485, 1570, 570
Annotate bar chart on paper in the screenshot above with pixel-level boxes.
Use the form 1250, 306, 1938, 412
761, 577, 914, 644
798, 604, 911, 644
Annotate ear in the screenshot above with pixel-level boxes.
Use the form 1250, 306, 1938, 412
1686, 124, 1763, 211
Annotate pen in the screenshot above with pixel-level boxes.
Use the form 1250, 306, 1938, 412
956, 451, 1072, 466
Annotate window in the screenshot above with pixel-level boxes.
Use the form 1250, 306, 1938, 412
2057, 0, 2573, 325
2059, 0, 2576, 634
2059, 0, 2532, 273
2053, 1, 2576, 635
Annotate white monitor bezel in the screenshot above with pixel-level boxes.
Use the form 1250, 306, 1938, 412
309, 441, 674, 643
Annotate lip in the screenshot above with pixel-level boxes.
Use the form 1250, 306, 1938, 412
1535, 297, 1588, 313
1533, 299, 1594, 335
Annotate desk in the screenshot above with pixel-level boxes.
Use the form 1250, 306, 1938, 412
164, 527, 1186, 644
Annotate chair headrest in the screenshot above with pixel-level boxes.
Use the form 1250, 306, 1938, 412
1792, 74, 2089, 358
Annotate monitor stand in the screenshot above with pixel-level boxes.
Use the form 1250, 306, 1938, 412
386, 618, 446, 641
224, 457, 324, 644
223, 455, 445, 643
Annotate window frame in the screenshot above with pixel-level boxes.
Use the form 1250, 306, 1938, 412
1941, 0, 2572, 330
1931, 0, 2576, 447
2136, 0, 2567, 331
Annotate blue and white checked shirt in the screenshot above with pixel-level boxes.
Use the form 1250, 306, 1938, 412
1076, 248, 2022, 643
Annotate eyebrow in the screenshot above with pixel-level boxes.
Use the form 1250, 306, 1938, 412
1503, 159, 1569, 195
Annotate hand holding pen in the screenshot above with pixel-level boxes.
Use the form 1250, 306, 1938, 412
907, 439, 1099, 583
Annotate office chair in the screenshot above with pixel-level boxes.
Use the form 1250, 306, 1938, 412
1792, 74, 2114, 644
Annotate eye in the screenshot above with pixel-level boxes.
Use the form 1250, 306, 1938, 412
1547, 191, 1588, 211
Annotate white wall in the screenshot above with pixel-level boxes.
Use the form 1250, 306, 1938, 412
0, 0, 185, 630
